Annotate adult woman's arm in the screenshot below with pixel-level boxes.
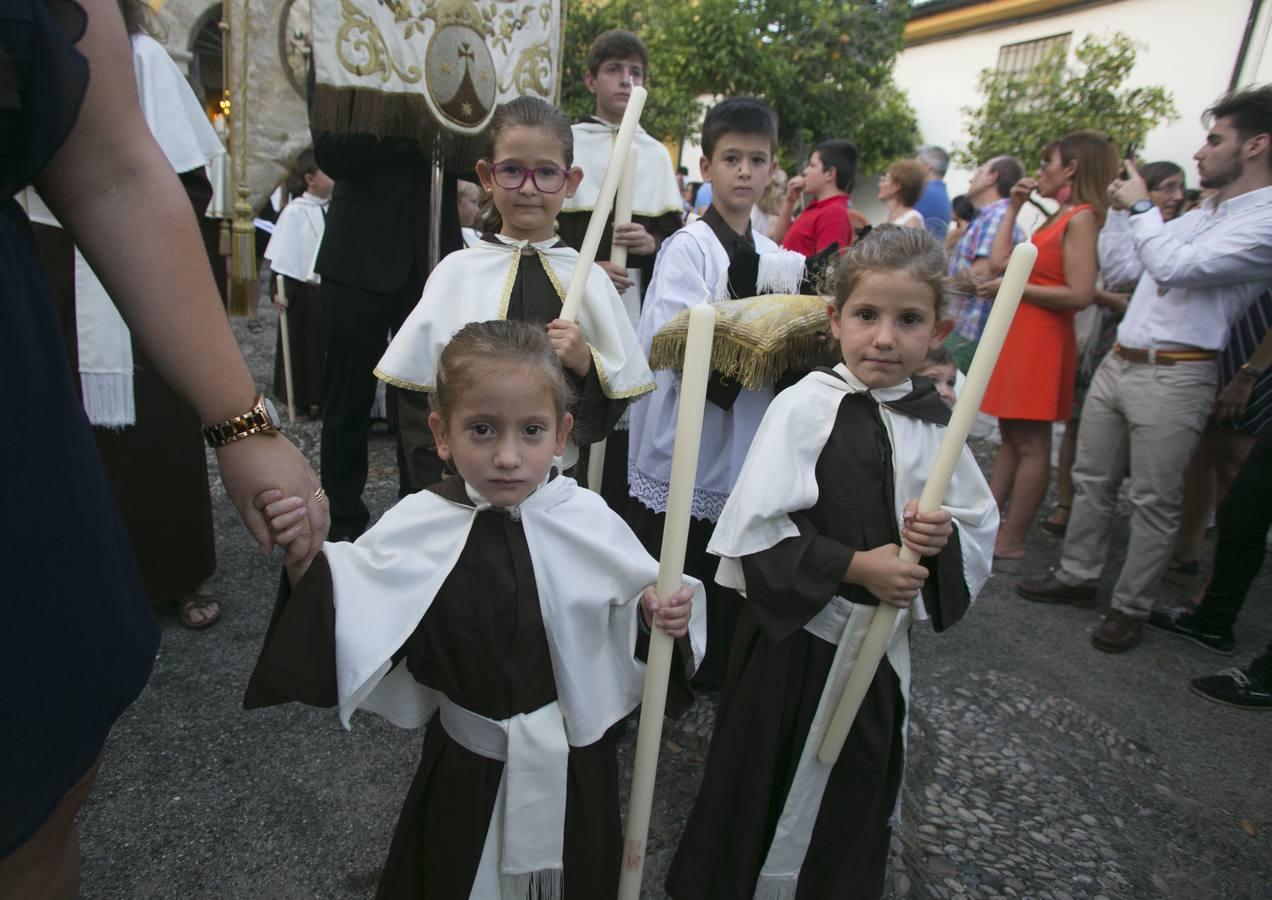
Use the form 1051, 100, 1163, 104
33, 0, 327, 561
978, 210, 1099, 311
1023, 209, 1098, 310
988, 179, 1029, 271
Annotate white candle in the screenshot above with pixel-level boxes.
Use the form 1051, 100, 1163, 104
816, 242, 1038, 765
586, 438, 607, 496
277, 278, 296, 425
609, 152, 637, 269
559, 86, 648, 323
618, 303, 716, 899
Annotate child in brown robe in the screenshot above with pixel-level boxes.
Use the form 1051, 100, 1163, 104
666, 226, 998, 899
246, 320, 703, 899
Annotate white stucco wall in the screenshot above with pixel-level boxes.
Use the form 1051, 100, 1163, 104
893, 0, 1272, 197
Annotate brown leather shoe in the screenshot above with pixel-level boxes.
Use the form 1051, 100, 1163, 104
1091, 611, 1144, 653
1016, 574, 1098, 608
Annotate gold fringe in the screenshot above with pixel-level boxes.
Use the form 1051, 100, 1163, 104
648, 295, 830, 392
226, 215, 257, 317
372, 367, 432, 392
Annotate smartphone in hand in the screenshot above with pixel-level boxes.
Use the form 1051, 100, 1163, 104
1120, 141, 1138, 179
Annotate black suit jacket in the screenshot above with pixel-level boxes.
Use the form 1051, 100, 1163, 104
312, 131, 462, 293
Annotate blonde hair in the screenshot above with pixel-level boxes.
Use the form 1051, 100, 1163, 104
1043, 130, 1119, 220
829, 225, 949, 319
430, 320, 574, 422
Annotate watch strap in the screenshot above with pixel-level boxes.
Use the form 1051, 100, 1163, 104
202, 396, 278, 448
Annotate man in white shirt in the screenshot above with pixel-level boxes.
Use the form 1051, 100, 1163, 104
1018, 85, 1272, 653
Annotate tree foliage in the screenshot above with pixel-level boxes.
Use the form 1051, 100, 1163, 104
955, 33, 1177, 168
560, 0, 919, 172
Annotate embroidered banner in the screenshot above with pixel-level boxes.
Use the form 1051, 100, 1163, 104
311, 0, 563, 162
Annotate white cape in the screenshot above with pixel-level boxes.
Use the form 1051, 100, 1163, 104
707, 364, 997, 896
561, 121, 683, 219
263, 192, 328, 284
375, 236, 655, 401
323, 475, 706, 895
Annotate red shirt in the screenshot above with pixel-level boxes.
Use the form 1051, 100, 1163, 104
781, 194, 854, 256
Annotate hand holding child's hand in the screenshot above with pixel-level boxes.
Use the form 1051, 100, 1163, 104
598, 261, 633, 293
252, 489, 317, 583
611, 222, 656, 256
641, 585, 693, 638
846, 544, 929, 608
901, 501, 953, 557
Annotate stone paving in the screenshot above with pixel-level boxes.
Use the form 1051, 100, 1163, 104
77, 304, 1272, 898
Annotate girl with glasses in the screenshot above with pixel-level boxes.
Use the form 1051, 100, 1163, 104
376, 97, 654, 478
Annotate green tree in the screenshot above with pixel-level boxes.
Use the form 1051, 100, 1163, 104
955, 32, 1177, 168
559, 0, 919, 172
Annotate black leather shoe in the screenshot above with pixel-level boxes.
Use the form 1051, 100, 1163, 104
1147, 607, 1234, 655
1016, 575, 1097, 608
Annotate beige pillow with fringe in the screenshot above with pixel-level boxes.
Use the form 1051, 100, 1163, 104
648, 294, 831, 392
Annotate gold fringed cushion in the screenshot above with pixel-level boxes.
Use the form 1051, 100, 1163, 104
649, 295, 830, 392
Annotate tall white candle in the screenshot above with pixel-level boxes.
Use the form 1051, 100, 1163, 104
609, 152, 637, 269
277, 278, 296, 425
816, 242, 1038, 765
586, 438, 607, 496
559, 86, 648, 323
618, 303, 716, 899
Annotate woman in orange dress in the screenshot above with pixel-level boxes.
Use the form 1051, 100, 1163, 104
978, 131, 1118, 571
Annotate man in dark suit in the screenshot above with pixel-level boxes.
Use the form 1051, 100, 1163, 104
313, 131, 461, 540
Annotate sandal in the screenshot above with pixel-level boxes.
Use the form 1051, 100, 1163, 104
177, 582, 221, 629
1040, 504, 1070, 538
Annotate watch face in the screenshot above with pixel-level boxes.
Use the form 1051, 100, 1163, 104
263, 397, 281, 428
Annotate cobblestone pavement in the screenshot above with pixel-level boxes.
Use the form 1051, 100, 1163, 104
78, 305, 1272, 898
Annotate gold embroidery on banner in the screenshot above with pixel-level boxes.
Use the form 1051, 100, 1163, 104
498, 40, 554, 96
336, 0, 423, 83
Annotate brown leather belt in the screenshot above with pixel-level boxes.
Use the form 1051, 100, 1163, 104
1114, 343, 1217, 365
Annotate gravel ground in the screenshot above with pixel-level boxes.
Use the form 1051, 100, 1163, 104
78, 302, 1272, 898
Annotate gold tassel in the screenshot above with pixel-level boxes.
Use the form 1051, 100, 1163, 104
227, 191, 256, 317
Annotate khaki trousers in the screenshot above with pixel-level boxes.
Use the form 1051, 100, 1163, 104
1057, 353, 1217, 616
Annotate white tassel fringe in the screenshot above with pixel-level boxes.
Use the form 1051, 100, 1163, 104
80, 371, 136, 429
756, 249, 807, 296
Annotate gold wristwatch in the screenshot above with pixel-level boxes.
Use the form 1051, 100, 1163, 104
202, 394, 281, 448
